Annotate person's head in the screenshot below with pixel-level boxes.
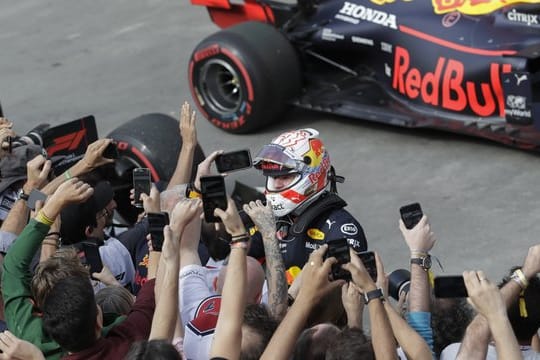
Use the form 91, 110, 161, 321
215, 256, 265, 304
126, 340, 182, 360
500, 267, 540, 343
240, 304, 279, 360
200, 220, 231, 261
325, 327, 373, 360
293, 323, 341, 360
31, 248, 90, 310
42, 276, 101, 353
95, 285, 135, 326
60, 181, 115, 244
253, 128, 331, 217
431, 297, 474, 357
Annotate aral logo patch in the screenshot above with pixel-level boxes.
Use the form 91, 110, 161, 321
335, 2, 397, 29
341, 223, 358, 236
307, 228, 325, 240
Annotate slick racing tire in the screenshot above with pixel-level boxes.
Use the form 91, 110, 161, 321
189, 21, 302, 134
107, 113, 205, 224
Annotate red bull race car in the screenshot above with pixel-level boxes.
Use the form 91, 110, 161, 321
188, 0, 540, 150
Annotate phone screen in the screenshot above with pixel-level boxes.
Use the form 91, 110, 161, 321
103, 141, 119, 159
326, 238, 352, 281
81, 243, 103, 275
133, 168, 151, 208
200, 175, 227, 223
357, 251, 377, 281
434, 276, 468, 298
27, 189, 48, 210
215, 150, 252, 173
399, 202, 423, 229
148, 212, 170, 251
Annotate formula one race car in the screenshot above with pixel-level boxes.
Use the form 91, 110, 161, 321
188, 0, 540, 150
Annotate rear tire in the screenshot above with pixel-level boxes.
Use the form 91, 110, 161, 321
107, 113, 205, 223
189, 21, 302, 133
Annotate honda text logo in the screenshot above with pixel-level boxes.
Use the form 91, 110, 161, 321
335, 2, 397, 29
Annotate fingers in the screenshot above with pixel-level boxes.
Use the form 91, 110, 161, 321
308, 244, 328, 268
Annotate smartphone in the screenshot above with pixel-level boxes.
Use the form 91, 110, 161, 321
147, 212, 170, 252
27, 189, 47, 210
200, 175, 228, 223
434, 276, 468, 298
326, 238, 352, 281
400, 202, 423, 229
81, 242, 103, 275
215, 149, 252, 173
103, 141, 119, 159
358, 251, 377, 282
133, 168, 151, 208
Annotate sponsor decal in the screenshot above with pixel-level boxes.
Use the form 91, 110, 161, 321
335, 2, 397, 29
305, 241, 320, 250
286, 266, 302, 284
249, 226, 258, 236
442, 12, 460, 27
347, 238, 364, 249
351, 36, 374, 46
307, 228, 325, 240
272, 203, 285, 211
515, 73, 528, 86
322, 28, 345, 42
507, 9, 538, 26
385, 63, 392, 77
432, 0, 540, 15
392, 46, 512, 117
370, 0, 414, 4
47, 129, 87, 157
381, 41, 392, 53
506, 95, 526, 110
341, 223, 359, 236
326, 219, 337, 229
308, 157, 330, 183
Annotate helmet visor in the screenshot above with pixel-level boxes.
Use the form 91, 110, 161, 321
254, 144, 303, 176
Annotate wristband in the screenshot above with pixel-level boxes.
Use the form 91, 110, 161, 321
36, 210, 54, 226
511, 269, 529, 290
185, 183, 202, 199
46, 232, 61, 238
230, 241, 248, 250
63, 170, 72, 180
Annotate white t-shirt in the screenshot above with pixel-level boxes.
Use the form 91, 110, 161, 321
99, 237, 136, 289
441, 342, 540, 359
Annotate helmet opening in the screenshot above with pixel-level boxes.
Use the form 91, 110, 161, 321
266, 173, 302, 193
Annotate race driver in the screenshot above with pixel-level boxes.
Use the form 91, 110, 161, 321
253, 128, 367, 283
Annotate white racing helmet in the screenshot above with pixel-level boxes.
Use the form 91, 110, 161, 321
253, 128, 331, 217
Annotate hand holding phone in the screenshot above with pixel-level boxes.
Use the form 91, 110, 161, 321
357, 251, 377, 282
434, 276, 468, 298
200, 175, 228, 223
27, 189, 48, 210
132, 168, 151, 208
325, 238, 352, 281
215, 149, 252, 173
148, 212, 170, 251
103, 141, 119, 159
81, 242, 104, 275
400, 202, 423, 229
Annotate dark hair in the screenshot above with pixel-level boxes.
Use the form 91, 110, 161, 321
431, 298, 474, 357
126, 340, 181, 360
293, 323, 341, 360
42, 276, 97, 353
95, 285, 134, 326
500, 267, 540, 342
240, 304, 278, 360
325, 327, 373, 360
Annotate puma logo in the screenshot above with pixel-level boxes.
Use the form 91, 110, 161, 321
515, 73, 528, 86
326, 219, 336, 229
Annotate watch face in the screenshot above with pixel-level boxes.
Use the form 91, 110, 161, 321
423, 256, 432, 269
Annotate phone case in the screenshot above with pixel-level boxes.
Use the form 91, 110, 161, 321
200, 176, 227, 223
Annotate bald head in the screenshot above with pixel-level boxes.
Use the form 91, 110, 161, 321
216, 256, 265, 304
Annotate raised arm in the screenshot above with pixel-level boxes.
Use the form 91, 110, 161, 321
243, 200, 288, 320
210, 198, 249, 360
261, 245, 344, 360
167, 102, 198, 189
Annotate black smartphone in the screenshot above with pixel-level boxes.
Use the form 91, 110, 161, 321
215, 149, 252, 173
27, 189, 47, 210
81, 242, 103, 275
434, 276, 468, 298
400, 202, 423, 229
147, 212, 170, 252
200, 175, 228, 223
326, 238, 352, 281
103, 141, 119, 159
132, 168, 151, 208
358, 251, 377, 282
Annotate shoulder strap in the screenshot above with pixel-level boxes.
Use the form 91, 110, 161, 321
290, 192, 347, 236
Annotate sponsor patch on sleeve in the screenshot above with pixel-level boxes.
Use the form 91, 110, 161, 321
341, 223, 358, 236
307, 228, 325, 240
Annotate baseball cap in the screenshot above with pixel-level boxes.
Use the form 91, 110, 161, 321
0, 144, 43, 194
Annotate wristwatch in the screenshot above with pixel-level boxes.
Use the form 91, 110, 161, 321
17, 188, 29, 201
363, 288, 384, 305
410, 254, 432, 271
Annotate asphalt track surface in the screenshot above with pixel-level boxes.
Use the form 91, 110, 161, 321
2, 0, 540, 283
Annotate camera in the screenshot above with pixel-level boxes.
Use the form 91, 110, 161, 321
388, 269, 411, 301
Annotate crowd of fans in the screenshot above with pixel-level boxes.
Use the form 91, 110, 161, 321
0, 101, 537, 360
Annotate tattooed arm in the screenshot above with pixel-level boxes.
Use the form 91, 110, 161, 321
244, 200, 288, 320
